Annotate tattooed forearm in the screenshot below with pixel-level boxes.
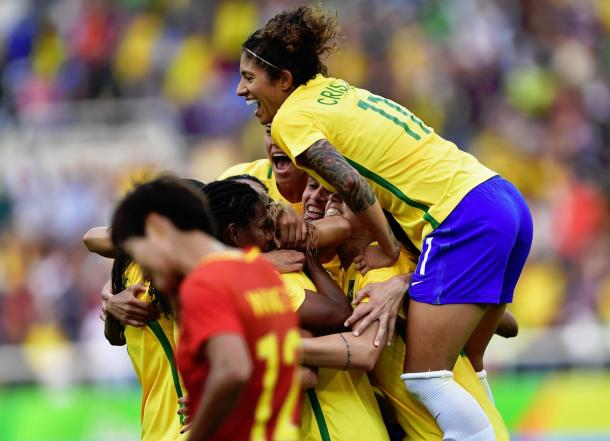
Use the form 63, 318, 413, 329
388, 222, 400, 255
298, 139, 376, 213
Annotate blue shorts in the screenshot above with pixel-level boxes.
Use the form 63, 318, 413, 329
409, 176, 533, 305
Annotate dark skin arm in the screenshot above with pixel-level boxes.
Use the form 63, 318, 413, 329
105, 316, 126, 346
297, 255, 353, 336
305, 255, 352, 311
263, 249, 305, 273
296, 140, 399, 263
100, 278, 125, 346
298, 292, 351, 336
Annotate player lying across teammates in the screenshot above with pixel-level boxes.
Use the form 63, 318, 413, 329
83, 5, 532, 441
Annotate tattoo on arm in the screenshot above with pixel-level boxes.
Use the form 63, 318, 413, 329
388, 222, 400, 252
298, 140, 376, 213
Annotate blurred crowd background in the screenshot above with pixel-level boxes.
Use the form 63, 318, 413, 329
1, 0, 610, 437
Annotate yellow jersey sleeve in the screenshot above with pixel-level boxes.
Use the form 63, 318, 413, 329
217, 159, 272, 181
124, 262, 145, 286
280, 271, 316, 311
272, 108, 326, 161
123, 262, 151, 301
322, 255, 342, 282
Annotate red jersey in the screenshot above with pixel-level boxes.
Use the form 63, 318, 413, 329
177, 249, 301, 441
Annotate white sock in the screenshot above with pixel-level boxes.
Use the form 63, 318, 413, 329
401, 370, 495, 441
476, 370, 495, 406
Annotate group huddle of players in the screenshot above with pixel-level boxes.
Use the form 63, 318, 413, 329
83, 5, 534, 441
84, 129, 516, 441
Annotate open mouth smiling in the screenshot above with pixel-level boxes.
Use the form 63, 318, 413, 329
271, 151, 292, 173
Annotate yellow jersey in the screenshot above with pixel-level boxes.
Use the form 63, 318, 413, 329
322, 255, 342, 282
339, 256, 510, 441
219, 159, 304, 214
122, 263, 188, 441
280, 271, 309, 311
281, 270, 389, 441
271, 75, 496, 250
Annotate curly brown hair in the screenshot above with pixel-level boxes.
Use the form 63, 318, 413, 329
242, 5, 338, 87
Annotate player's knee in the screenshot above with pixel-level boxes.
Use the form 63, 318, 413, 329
401, 370, 495, 441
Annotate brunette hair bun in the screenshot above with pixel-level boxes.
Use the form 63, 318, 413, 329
243, 6, 338, 87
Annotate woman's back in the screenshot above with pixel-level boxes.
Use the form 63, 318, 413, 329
272, 74, 496, 249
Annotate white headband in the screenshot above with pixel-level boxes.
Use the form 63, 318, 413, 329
243, 47, 281, 70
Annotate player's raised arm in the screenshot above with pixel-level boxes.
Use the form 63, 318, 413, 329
296, 139, 400, 264
83, 226, 116, 258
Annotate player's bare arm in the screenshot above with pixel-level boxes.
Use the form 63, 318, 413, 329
297, 139, 375, 212
271, 204, 351, 253
298, 289, 352, 336
263, 249, 306, 273
304, 254, 352, 312
273, 203, 308, 249
83, 226, 116, 258
309, 215, 352, 249
100, 278, 125, 346
186, 334, 252, 441
297, 139, 400, 262
294, 254, 352, 336
301, 315, 384, 371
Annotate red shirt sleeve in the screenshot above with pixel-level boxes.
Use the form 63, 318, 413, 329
179, 266, 244, 354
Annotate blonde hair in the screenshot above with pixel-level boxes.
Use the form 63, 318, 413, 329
267, 200, 319, 255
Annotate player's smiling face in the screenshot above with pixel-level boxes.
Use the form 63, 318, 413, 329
236, 52, 292, 125
302, 177, 333, 221
264, 125, 305, 185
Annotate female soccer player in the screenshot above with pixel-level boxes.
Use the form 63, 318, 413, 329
236, 6, 533, 439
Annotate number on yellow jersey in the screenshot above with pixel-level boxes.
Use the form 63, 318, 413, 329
357, 95, 431, 141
